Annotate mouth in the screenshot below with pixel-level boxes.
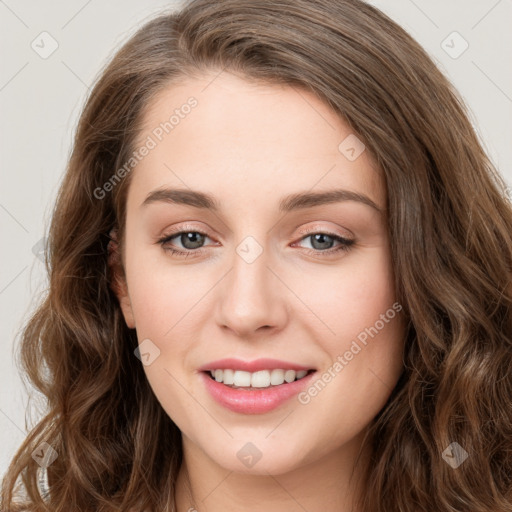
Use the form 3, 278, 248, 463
203, 368, 316, 390
200, 367, 317, 414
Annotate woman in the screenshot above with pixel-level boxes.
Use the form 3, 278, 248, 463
2, 0, 511, 511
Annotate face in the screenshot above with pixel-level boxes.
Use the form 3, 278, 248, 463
115, 71, 405, 476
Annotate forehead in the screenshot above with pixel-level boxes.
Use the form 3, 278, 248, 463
129, 71, 385, 211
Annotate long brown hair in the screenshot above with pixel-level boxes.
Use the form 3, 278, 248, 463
2, 0, 512, 510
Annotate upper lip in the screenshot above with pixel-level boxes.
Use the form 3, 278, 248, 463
198, 358, 315, 373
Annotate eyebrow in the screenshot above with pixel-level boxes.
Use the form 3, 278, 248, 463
141, 187, 382, 213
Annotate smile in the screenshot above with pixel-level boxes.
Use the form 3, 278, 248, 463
200, 369, 317, 414
207, 368, 313, 389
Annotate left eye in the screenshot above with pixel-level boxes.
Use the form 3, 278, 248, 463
296, 232, 351, 251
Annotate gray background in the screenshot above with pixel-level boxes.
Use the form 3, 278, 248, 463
1, 0, 511, 477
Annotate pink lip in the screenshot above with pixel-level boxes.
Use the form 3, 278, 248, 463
200, 370, 316, 414
198, 358, 314, 373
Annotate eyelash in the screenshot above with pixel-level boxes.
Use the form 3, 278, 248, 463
157, 226, 355, 259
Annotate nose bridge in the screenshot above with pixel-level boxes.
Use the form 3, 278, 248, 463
215, 234, 286, 336
233, 236, 269, 296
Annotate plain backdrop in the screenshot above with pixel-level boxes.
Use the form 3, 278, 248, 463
1, 0, 511, 478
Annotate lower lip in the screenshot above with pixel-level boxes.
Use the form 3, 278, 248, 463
200, 371, 316, 414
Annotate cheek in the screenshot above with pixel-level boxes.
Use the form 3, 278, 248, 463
300, 247, 397, 342
125, 245, 206, 336
129, 275, 190, 334
298, 247, 403, 393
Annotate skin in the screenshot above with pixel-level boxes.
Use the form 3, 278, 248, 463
113, 71, 406, 512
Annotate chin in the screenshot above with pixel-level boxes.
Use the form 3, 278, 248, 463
201, 436, 313, 476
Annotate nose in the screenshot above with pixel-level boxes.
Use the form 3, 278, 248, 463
214, 242, 288, 339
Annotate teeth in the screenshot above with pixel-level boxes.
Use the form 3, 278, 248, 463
234, 370, 252, 387
208, 369, 309, 388
251, 370, 270, 388
222, 369, 234, 385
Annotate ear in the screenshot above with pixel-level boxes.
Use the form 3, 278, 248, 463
107, 227, 136, 329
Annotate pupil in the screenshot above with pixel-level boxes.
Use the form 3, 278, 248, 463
311, 233, 333, 250
182, 232, 204, 249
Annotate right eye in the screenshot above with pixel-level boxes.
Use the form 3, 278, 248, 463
158, 230, 215, 257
